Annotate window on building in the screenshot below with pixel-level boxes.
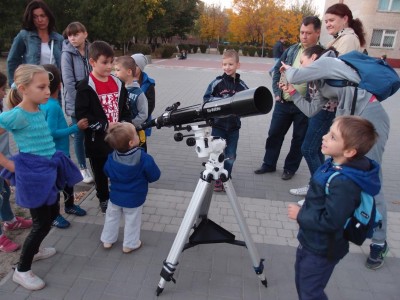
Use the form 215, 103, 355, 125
378, 0, 400, 11
370, 29, 397, 48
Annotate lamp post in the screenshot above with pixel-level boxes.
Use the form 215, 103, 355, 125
261, 32, 265, 57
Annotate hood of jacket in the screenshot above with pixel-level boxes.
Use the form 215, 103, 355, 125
106, 148, 144, 183
323, 157, 380, 196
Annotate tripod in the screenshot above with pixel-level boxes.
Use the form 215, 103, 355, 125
156, 124, 267, 296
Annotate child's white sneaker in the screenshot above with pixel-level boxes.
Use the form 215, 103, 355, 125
81, 168, 94, 184
13, 269, 45, 290
33, 247, 56, 262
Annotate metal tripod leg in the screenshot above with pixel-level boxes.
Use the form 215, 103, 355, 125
156, 178, 212, 296
223, 179, 267, 286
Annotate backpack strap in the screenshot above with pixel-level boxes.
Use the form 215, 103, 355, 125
325, 79, 359, 115
325, 171, 341, 195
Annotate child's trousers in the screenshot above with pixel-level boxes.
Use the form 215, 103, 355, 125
18, 202, 59, 272
100, 201, 142, 249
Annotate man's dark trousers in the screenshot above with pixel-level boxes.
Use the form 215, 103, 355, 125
262, 100, 308, 173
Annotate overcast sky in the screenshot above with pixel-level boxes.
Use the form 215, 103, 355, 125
202, 0, 325, 14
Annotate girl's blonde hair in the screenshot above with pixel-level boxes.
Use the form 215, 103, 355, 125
7, 64, 47, 108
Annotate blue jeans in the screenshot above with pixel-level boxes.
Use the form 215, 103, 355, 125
0, 179, 13, 236
301, 110, 335, 175
71, 116, 87, 169
262, 101, 308, 173
295, 244, 340, 300
211, 127, 239, 177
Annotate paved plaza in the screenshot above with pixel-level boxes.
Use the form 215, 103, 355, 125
0, 53, 399, 299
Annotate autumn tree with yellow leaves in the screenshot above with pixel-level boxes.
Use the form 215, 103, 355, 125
200, 0, 318, 47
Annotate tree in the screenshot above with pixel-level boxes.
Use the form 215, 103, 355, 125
198, 4, 229, 44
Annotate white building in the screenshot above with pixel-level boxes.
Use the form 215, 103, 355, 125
321, 0, 400, 67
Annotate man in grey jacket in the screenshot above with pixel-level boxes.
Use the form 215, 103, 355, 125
254, 16, 321, 180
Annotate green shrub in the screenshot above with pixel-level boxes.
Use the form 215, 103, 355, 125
199, 44, 207, 53
130, 43, 152, 55
248, 46, 256, 57
192, 45, 199, 53
232, 45, 240, 52
178, 44, 190, 52
218, 45, 225, 54
256, 47, 267, 57
242, 46, 248, 56
154, 44, 176, 58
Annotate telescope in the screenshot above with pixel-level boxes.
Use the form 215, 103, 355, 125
137, 86, 273, 130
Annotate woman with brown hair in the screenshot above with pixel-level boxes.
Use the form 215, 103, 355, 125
7, 0, 63, 85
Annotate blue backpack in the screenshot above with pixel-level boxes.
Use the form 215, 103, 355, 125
325, 171, 382, 246
326, 51, 400, 114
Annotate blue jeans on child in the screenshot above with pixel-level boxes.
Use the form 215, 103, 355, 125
295, 244, 340, 300
301, 110, 335, 175
71, 116, 87, 169
211, 127, 239, 177
0, 179, 13, 236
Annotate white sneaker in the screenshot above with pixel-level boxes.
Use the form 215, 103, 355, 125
297, 199, 305, 207
33, 247, 56, 262
13, 269, 45, 290
289, 185, 309, 196
81, 168, 94, 184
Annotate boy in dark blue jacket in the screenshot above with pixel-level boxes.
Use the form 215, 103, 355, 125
203, 49, 248, 191
100, 122, 160, 253
288, 116, 380, 300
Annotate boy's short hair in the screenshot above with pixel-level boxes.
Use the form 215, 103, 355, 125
115, 56, 137, 73
223, 49, 239, 63
105, 122, 137, 153
63, 21, 87, 38
334, 116, 378, 159
89, 41, 114, 61
42, 64, 61, 94
0, 71, 7, 88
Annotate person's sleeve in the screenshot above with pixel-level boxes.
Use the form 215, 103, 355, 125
0, 110, 28, 131
145, 86, 155, 115
290, 89, 329, 117
132, 93, 148, 127
272, 49, 288, 97
203, 81, 214, 102
7, 32, 25, 86
61, 51, 77, 116
297, 176, 359, 233
44, 103, 78, 139
144, 154, 161, 183
119, 87, 133, 123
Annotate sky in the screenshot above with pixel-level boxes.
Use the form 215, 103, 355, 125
202, 0, 325, 14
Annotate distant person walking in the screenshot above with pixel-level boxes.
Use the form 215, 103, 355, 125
268, 37, 285, 77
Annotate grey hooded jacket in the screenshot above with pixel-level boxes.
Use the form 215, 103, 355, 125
61, 40, 91, 117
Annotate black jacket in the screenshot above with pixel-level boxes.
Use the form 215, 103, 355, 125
75, 75, 132, 157
297, 157, 380, 260
203, 73, 249, 131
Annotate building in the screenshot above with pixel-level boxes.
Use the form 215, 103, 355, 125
320, 0, 400, 67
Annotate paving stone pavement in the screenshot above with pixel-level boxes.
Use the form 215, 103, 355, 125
1, 53, 399, 299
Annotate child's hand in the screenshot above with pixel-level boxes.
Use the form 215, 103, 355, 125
280, 61, 290, 72
77, 118, 89, 130
287, 203, 300, 220
279, 83, 296, 94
